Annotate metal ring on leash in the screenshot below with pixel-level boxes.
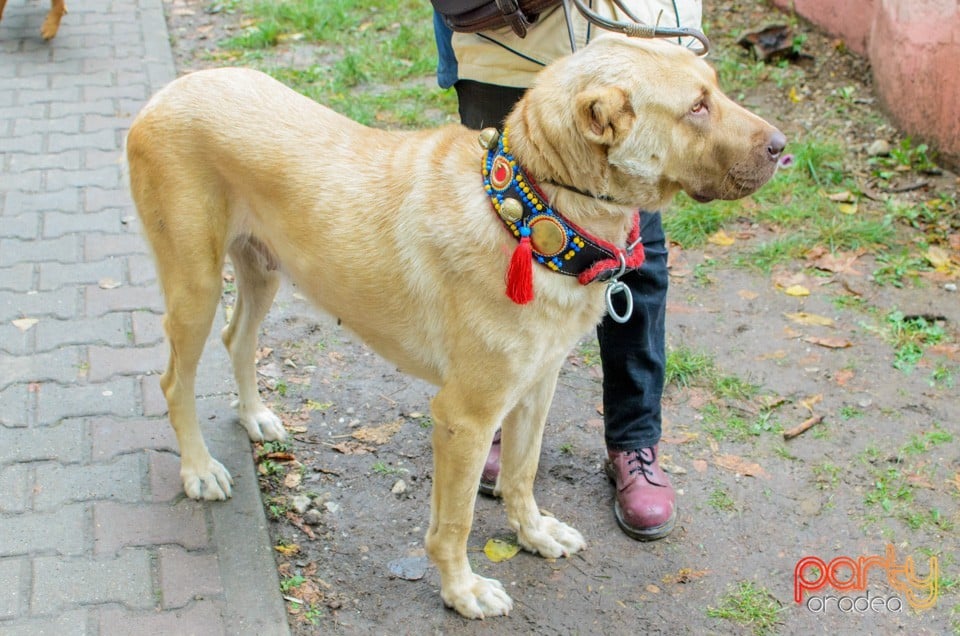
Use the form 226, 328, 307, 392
605, 279, 633, 323
604, 251, 633, 323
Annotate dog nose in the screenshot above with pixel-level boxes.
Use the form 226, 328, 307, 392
767, 130, 787, 161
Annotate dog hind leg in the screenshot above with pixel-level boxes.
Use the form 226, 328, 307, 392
221, 237, 286, 442
130, 151, 234, 499
40, 0, 66, 40
157, 250, 234, 500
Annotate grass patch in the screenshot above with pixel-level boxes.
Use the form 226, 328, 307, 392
876, 311, 948, 372
707, 581, 783, 635
218, 0, 456, 128
707, 487, 737, 512
665, 345, 716, 388
666, 138, 893, 270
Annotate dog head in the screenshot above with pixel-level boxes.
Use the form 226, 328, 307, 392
510, 35, 786, 211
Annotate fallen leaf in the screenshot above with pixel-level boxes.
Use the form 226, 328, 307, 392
803, 336, 852, 349
837, 202, 858, 215
275, 543, 300, 556
331, 441, 374, 455
283, 471, 302, 489
737, 289, 759, 300
771, 270, 809, 289
784, 312, 834, 327
663, 568, 710, 584
645, 584, 661, 594
260, 451, 296, 463
757, 349, 788, 361
661, 431, 699, 444
905, 472, 936, 490
484, 537, 520, 563
756, 395, 788, 410
809, 251, 863, 275
788, 85, 802, 102
834, 368, 856, 386
827, 190, 855, 203
351, 419, 404, 445
800, 394, 823, 412
692, 459, 708, 473
707, 230, 735, 246
285, 512, 316, 539
12, 318, 38, 331
713, 454, 767, 477
925, 246, 952, 270
784, 284, 810, 297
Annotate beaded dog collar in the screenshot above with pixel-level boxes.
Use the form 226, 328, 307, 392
480, 127, 645, 312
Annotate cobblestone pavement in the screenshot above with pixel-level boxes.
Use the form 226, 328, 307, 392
0, 1, 288, 633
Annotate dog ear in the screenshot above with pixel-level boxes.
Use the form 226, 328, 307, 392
575, 87, 635, 146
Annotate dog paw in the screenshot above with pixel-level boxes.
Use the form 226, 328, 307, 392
40, 16, 61, 40
181, 457, 234, 500
234, 401, 287, 442
517, 516, 586, 559
441, 573, 513, 619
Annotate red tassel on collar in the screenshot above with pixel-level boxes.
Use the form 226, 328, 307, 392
506, 227, 534, 304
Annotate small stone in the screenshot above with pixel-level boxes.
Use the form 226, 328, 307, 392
391, 479, 407, 495
945, 283, 957, 292
387, 556, 430, 581
291, 495, 311, 514
303, 509, 323, 525
324, 501, 340, 514
866, 139, 890, 156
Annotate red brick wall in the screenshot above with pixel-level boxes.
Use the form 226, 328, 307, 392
770, 0, 959, 169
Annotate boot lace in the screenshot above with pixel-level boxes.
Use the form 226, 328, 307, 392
625, 447, 666, 487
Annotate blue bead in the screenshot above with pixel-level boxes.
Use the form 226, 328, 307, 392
519, 227, 531, 237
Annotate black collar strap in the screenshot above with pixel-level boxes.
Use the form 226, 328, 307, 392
481, 127, 645, 287
541, 179, 617, 203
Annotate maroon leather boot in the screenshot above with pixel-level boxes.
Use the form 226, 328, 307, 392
604, 445, 676, 541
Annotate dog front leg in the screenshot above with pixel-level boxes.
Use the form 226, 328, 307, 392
500, 371, 586, 558
425, 387, 512, 619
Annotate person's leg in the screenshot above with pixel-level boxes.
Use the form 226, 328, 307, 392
454, 80, 525, 130
598, 211, 667, 450
596, 211, 676, 541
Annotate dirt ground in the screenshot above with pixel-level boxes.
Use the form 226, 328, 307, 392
161, 1, 960, 633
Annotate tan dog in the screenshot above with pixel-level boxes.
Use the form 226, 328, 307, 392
126, 35, 784, 619
0, 0, 66, 40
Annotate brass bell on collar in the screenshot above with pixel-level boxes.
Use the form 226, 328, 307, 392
498, 197, 523, 223
478, 128, 500, 150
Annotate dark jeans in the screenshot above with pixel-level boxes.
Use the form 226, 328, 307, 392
454, 80, 666, 450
